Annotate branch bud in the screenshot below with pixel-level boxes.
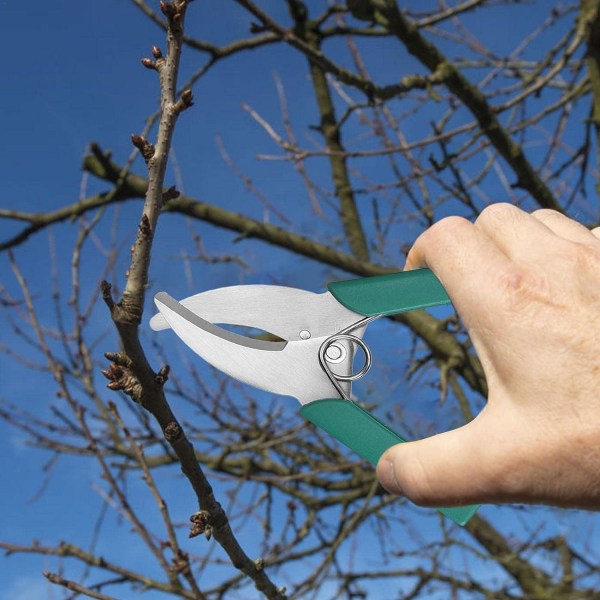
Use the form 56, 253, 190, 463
151, 45, 163, 59
155, 364, 170, 385
100, 280, 115, 312
173, 89, 194, 115
104, 351, 133, 368
181, 89, 194, 107
189, 510, 211, 539
160, 1, 175, 18
131, 133, 155, 162
141, 57, 156, 70
101, 359, 143, 402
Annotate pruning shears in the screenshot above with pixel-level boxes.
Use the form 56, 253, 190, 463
150, 269, 479, 526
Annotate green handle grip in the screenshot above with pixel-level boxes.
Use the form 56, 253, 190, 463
328, 268, 450, 316
300, 398, 479, 526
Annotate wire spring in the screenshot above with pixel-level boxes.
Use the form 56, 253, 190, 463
318, 315, 381, 400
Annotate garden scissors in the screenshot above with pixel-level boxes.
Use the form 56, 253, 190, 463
150, 269, 479, 525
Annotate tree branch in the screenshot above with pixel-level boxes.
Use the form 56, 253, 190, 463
370, 0, 564, 211
44, 571, 117, 600
95, 3, 287, 596
288, 0, 370, 261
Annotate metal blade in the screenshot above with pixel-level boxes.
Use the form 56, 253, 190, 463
154, 292, 287, 352
153, 292, 345, 404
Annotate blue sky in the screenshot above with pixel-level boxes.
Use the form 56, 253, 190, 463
1, 1, 600, 598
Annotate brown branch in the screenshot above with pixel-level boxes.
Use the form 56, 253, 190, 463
288, 0, 370, 261
369, 0, 564, 211
273, 74, 323, 214
234, 0, 452, 101
83, 146, 387, 275
231, 0, 573, 212
582, 0, 600, 177
107, 402, 205, 598
412, 0, 487, 27
94, 4, 287, 597
116, 4, 190, 325
0, 187, 130, 252
130, 0, 281, 57
465, 515, 554, 596
0, 542, 195, 598
44, 571, 117, 600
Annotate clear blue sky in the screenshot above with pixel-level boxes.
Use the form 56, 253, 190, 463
1, 2, 599, 598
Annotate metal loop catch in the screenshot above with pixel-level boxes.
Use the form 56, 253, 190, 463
318, 314, 380, 400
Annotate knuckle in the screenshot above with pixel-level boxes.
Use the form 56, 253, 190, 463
418, 215, 471, 247
407, 216, 472, 268
476, 202, 524, 228
530, 208, 561, 220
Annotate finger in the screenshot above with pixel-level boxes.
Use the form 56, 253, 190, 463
404, 215, 508, 322
531, 209, 600, 246
404, 215, 474, 272
376, 409, 511, 506
474, 203, 569, 261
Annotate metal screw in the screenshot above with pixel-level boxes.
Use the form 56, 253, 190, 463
325, 343, 346, 363
299, 330, 311, 340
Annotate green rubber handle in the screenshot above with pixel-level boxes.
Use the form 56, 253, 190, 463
328, 269, 450, 316
300, 399, 479, 526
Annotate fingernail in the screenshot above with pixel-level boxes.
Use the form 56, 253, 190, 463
377, 458, 403, 496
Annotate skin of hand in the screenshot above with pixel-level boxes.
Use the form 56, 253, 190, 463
376, 204, 600, 509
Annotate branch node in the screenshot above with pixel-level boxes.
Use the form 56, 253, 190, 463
155, 364, 170, 386
102, 359, 143, 402
170, 553, 192, 575
160, 0, 188, 25
164, 420, 181, 441
189, 510, 212, 539
139, 213, 152, 238
162, 185, 180, 205
160, 1, 176, 18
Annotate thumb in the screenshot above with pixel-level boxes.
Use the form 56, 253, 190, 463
376, 419, 496, 507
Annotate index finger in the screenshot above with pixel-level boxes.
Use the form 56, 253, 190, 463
404, 216, 509, 324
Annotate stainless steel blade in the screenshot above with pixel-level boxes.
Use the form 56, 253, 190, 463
153, 292, 350, 404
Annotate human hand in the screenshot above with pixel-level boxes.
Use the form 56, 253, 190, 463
376, 204, 600, 509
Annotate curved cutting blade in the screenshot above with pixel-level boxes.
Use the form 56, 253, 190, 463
153, 292, 347, 404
